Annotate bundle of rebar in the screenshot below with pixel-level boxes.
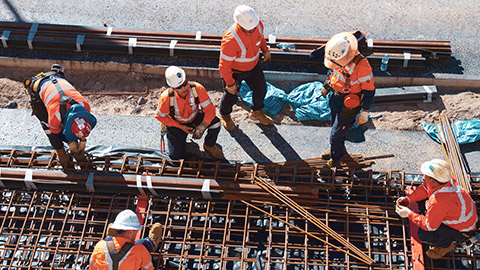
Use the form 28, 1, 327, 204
0, 22, 451, 68
435, 115, 471, 192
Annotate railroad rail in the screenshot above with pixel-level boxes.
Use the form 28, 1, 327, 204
0, 22, 451, 69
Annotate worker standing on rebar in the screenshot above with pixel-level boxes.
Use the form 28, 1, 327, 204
396, 159, 478, 259
89, 209, 162, 269
155, 66, 225, 160
23, 64, 97, 168
218, 4, 274, 132
319, 32, 375, 168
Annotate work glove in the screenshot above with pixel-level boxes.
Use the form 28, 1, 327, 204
396, 196, 410, 207
395, 205, 412, 218
320, 87, 329, 98
225, 83, 238, 95
192, 122, 208, 139
355, 110, 369, 126
263, 51, 271, 64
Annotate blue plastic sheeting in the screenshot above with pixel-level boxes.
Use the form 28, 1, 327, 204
238, 81, 287, 116
422, 119, 480, 145
287, 81, 331, 121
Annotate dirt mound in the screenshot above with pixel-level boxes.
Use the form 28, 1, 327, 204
2, 68, 480, 131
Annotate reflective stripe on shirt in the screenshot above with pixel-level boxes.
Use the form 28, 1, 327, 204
225, 26, 261, 63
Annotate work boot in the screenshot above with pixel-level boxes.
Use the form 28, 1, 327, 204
149, 223, 163, 251
249, 110, 274, 125
204, 143, 225, 160
321, 149, 330, 160
219, 114, 235, 132
106, 224, 118, 237
426, 242, 456, 259
55, 148, 69, 168
327, 158, 341, 168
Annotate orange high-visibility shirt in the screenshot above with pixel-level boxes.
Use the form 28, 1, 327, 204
39, 78, 90, 134
219, 21, 269, 86
328, 57, 375, 94
155, 82, 215, 128
89, 237, 153, 270
407, 178, 478, 232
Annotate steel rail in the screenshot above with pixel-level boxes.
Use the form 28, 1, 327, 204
0, 22, 451, 69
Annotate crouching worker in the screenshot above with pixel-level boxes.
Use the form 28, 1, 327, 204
155, 66, 225, 160
24, 64, 96, 168
90, 209, 162, 270
396, 159, 478, 259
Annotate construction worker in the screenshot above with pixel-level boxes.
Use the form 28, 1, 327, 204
89, 209, 162, 269
320, 32, 375, 167
23, 64, 96, 168
155, 66, 225, 160
218, 4, 274, 132
396, 159, 478, 259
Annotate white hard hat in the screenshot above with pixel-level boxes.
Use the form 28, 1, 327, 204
233, 5, 259, 31
110, 209, 142, 230
420, 159, 452, 183
324, 32, 358, 69
165, 66, 186, 88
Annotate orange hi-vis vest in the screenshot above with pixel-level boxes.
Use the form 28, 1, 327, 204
89, 237, 153, 270
155, 82, 215, 128
219, 21, 269, 86
327, 56, 375, 95
39, 78, 90, 134
407, 178, 478, 232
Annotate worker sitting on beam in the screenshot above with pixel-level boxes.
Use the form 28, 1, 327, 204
89, 209, 162, 269
396, 159, 478, 259
155, 66, 225, 160
24, 64, 96, 168
319, 32, 376, 168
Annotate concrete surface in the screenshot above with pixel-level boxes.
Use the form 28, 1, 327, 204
3, 108, 479, 175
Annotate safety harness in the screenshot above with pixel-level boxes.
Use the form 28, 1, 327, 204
106, 239, 134, 270
325, 54, 365, 109
167, 82, 200, 119
25, 72, 78, 125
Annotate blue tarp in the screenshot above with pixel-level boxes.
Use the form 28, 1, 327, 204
286, 81, 331, 121
238, 81, 287, 116
422, 119, 480, 145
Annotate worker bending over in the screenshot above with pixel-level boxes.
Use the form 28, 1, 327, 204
24, 64, 96, 168
90, 209, 162, 269
218, 4, 274, 132
396, 159, 478, 259
155, 66, 224, 160
320, 32, 375, 167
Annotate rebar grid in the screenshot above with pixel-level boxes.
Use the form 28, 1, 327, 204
0, 171, 478, 269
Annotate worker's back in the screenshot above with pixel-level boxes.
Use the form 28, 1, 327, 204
89, 237, 153, 270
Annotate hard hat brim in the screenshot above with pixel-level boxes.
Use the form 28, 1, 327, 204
324, 32, 358, 69
109, 223, 142, 230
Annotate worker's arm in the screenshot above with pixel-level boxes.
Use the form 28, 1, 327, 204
258, 21, 269, 53
137, 245, 154, 270
219, 33, 237, 87
406, 183, 429, 203
195, 83, 216, 126
408, 196, 448, 231
154, 94, 181, 128
357, 59, 375, 111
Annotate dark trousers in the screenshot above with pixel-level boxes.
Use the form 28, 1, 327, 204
166, 113, 221, 160
33, 100, 68, 150
219, 61, 267, 115
418, 224, 473, 248
329, 110, 356, 160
